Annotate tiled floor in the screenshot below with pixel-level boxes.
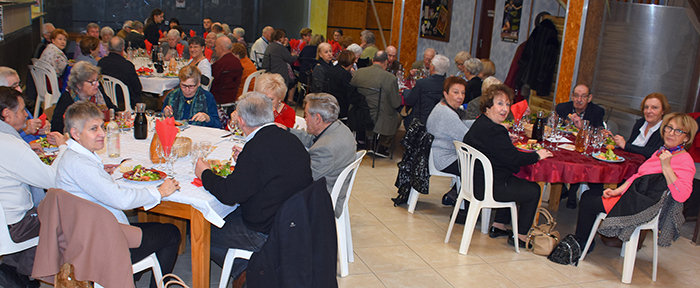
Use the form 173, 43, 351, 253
34, 143, 700, 288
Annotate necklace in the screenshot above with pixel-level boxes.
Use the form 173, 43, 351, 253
186, 98, 194, 105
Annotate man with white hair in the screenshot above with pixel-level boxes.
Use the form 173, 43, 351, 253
250, 26, 273, 66
410, 47, 436, 76
403, 54, 449, 127
98, 36, 145, 110
33, 23, 55, 59
211, 36, 243, 104
385, 45, 403, 76
0, 67, 52, 143
233, 27, 246, 45
116, 20, 132, 39
161, 29, 190, 60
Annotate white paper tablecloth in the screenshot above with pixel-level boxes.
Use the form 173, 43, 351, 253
98, 125, 239, 228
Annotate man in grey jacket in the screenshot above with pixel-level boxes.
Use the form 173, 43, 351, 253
284, 93, 356, 217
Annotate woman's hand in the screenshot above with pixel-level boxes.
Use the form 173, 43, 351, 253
659, 150, 673, 168
190, 112, 210, 123
30, 142, 44, 155
613, 135, 626, 149
47, 131, 68, 147
536, 149, 553, 160
157, 178, 180, 197
39, 121, 51, 135
163, 106, 174, 118
603, 188, 622, 198
194, 158, 211, 179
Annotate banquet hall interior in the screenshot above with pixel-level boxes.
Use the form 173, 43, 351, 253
1, 0, 700, 287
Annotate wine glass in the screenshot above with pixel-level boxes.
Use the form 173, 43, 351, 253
189, 143, 201, 174
146, 109, 155, 131
155, 140, 167, 171
166, 143, 181, 175
199, 141, 213, 161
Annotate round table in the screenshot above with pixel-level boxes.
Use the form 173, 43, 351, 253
131, 57, 187, 95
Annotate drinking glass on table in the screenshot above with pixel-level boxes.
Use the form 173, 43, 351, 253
189, 143, 201, 174
166, 143, 181, 175
145, 109, 155, 132
155, 140, 168, 172
199, 141, 213, 161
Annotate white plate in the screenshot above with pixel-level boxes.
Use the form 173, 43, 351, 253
592, 152, 625, 163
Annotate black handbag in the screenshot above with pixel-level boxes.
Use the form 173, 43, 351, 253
547, 234, 582, 266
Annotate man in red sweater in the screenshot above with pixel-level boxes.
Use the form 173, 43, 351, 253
210, 37, 243, 105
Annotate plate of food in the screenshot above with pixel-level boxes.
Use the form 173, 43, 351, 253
592, 148, 625, 163
515, 140, 544, 152
40, 154, 57, 165
163, 72, 178, 77
174, 120, 189, 130
136, 67, 154, 76
209, 160, 235, 177
557, 126, 579, 134
122, 165, 167, 183
30, 137, 58, 152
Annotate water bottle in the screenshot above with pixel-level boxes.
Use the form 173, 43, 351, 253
106, 109, 121, 158
133, 103, 148, 140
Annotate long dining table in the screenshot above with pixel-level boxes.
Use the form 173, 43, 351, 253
98, 125, 238, 288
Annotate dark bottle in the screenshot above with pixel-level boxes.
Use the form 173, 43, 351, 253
133, 103, 148, 140
531, 110, 546, 141
151, 45, 159, 63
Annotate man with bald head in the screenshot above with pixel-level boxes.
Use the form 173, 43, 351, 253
385, 45, 403, 76
555, 84, 605, 129
410, 47, 436, 76
211, 36, 243, 105
250, 26, 274, 66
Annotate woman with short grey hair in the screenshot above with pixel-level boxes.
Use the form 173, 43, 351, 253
462, 58, 484, 103
51, 61, 116, 133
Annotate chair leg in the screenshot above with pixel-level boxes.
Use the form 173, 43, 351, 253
652, 223, 658, 281
220, 250, 236, 288
345, 210, 354, 263
621, 228, 641, 284
480, 208, 491, 234
407, 188, 420, 214
336, 218, 349, 277
509, 204, 520, 254
444, 193, 464, 243
581, 213, 606, 261
459, 203, 482, 255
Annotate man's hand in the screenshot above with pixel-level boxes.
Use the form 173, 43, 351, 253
190, 112, 210, 123
195, 158, 211, 179
569, 113, 582, 129
22, 119, 42, 135
409, 68, 418, 76
158, 178, 180, 197
39, 121, 51, 135
231, 145, 243, 162
30, 142, 44, 155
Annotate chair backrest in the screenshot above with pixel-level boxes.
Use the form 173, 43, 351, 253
330, 150, 367, 211
100, 75, 132, 111
242, 69, 265, 94
428, 147, 440, 175
454, 141, 496, 203
294, 116, 307, 130
33, 58, 54, 72
254, 51, 265, 69
202, 76, 213, 91
0, 204, 39, 256
28, 65, 58, 117
354, 85, 382, 123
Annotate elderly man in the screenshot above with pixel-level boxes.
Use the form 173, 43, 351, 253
410, 47, 436, 76
351, 51, 401, 157
98, 36, 145, 110
359, 30, 378, 62
116, 20, 132, 39
74, 23, 107, 59
250, 26, 274, 66
233, 27, 246, 45
125, 21, 146, 49
0, 87, 67, 287
385, 45, 403, 76
161, 29, 190, 60
33, 23, 55, 59
285, 93, 356, 217
211, 36, 243, 105
203, 17, 213, 35
0, 67, 51, 143
555, 84, 605, 129
403, 54, 449, 127
195, 92, 312, 279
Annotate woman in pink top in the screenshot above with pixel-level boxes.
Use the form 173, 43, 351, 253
575, 113, 698, 250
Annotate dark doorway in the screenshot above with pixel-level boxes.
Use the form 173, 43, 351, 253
475, 0, 497, 59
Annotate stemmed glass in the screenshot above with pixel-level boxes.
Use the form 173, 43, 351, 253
146, 109, 155, 131
155, 140, 168, 173
199, 141, 213, 161
166, 143, 182, 175
189, 143, 201, 174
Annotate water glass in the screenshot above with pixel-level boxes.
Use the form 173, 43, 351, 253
166, 144, 181, 175
189, 143, 201, 174
155, 140, 167, 171
199, 141, 213, 161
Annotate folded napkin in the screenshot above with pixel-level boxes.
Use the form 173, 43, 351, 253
548, 137, 573, 143
511, 100, 529, 121
189, 30, 196, 38
176, 43, 185, 58
203, 32, 209, 39
145, 40, 153, 53
159, 30, 164, 38
35, 114, 47, 135
155, 117, 178, 150
191, 177, 203, 187
205, 47, 213, 61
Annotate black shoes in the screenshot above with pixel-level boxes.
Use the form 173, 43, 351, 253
566, 199, 577, 209
0, 264, 39, 288
442, 186, 458, 206
374, 146, 390, 158
507, 235, 529, 248
489, 226, 513, 238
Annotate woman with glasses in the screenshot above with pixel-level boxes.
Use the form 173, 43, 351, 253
454, 51, 472, 80
575, 112, 697, 252
162, 66, 221, 128
51, 61, 116, 133
610, 93, 669, 159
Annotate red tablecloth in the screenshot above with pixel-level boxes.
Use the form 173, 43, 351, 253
515, 147, 646, 184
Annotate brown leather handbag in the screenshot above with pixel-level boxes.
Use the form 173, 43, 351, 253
526, 208, 561, 255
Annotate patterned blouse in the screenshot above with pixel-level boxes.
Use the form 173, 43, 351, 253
40, 43, 69, 76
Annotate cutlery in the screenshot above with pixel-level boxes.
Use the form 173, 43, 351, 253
221, 133, 233, 138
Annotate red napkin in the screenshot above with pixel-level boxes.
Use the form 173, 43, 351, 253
155, 117, 178, 150
145, 40, 153, 53
298, 41, 306, 51
159, 30, 164, 38
511, 100, 529, 121
35, 114, 47, 135
176, 43, 185, 58
191, 177, 203, 187
204, 47, 213, 61
189, 30, 196, 38
203, 32, 209, 39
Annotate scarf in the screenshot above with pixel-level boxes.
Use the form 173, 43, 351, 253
656, 144, 685, 157
165, 87, 208, 126
70, 87, 106, 108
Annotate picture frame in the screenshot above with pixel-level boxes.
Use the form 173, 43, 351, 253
419, 0, 452, 42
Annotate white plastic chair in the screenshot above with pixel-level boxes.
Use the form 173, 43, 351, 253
332, 150, 366, 277
580, 212, 660, 284
294, 116, 307, 131
100, 75, 132, 112
218, 249, 254, 288
407, 148, 461, 214
32, 58, 54, 73
242, 69, 265, 93
28, 65, 60, 118
202, 76, 213, 91
445, 141, 520, 255
94, 252, 163, 288
0, 204, 39, 256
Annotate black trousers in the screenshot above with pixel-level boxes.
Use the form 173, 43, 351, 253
489, 176, 541, 236
130, 222, 181, 288
574, 188, 606, 246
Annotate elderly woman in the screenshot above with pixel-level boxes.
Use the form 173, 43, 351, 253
163, 66, 220, 128
163, 29, 190, 60
39, 28, 69, 77
461, 58, 484, 104
575, 113, 697, 251
51, 61, 116, 133
426, 77, 470, 205
99, 26, 114, 57
0, 87, 67, 282
55, 101, 181, 288
346, 43, 362, 72
254, 73, 295, 128
404, 54, 450, 127
186, 36, 211, 83
232, 43, 257, 98
311, 42, 334, 93
233, 27, 246, 45
463, 84, 553, 246
454, 51, 472, 79
611, 93, 669, 159
299, 34, 325, 85
74, 36, 100, 66
465, 76, 503, 120
479, 59, 496, 79
261, 29, 298, 104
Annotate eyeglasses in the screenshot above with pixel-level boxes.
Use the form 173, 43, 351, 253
180, 83, 198, 89
455, 62, 464, 66
664, 125, 687, 136
571, 93, 589, 99
85, 79, 99, 86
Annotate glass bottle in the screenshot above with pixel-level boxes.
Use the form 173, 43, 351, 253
106, 109, 121, 158
133, 103, 148, 140
152, 45, 159, 63
574, 120, 590, 153
531, 110, 546, 142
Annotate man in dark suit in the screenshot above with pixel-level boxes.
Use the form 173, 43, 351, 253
385, 45, 404, 76
403, 54, 449, 127
555, 84, 605, 128
210, 36, 243, 105
124, 21, 145, 49
97, 36, 146, 110
286, 93, 356, 217
195, 92, 313, 280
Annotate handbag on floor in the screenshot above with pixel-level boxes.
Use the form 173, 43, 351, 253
159, 273, 190, 288
547, 234, 582, 266
526, 208, 560, 255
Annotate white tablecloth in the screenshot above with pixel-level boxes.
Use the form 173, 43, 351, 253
98, 125, 239, 228
131, 57, 185, 95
